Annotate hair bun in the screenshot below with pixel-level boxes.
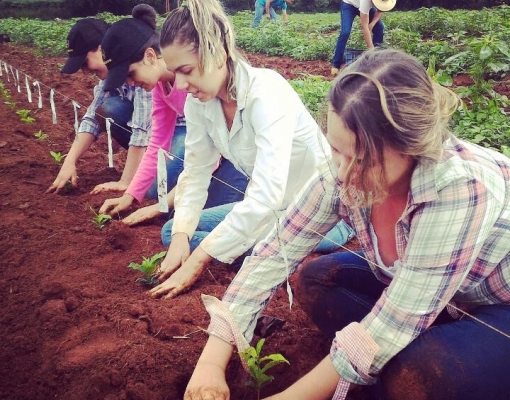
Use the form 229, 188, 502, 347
132, 4, 157, 30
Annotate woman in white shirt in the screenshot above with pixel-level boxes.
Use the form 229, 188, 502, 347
149, 0, 354, 299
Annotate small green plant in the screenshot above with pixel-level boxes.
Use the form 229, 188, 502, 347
15, 109, 35, 124
4, 100, 17, 110
128, 251, 167, 286
34, 130, 48, 140
90, 206, 112, 230
49, 150, 66, 163
240, 338, 290, 400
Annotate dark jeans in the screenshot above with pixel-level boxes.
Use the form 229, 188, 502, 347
146, 125, 186, 200
296, 251, 510, 400
97, 93, 134, 150
331, 2, 384, 68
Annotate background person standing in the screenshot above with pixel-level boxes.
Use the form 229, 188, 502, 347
330, 0, 396, 76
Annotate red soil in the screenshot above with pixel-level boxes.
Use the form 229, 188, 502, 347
0, 43, 346, 400
1, 43, 507, 400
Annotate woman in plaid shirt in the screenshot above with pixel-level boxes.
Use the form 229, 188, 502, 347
186, 49, 510, 400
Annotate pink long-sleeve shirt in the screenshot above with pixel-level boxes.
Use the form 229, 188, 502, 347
125, 81, 187, 202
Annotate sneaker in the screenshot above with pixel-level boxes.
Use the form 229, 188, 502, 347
330, 67, 340, 76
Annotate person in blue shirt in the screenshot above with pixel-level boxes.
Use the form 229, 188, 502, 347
252, 0, 294, 28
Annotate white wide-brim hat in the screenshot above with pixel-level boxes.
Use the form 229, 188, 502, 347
373, 0, 396, 11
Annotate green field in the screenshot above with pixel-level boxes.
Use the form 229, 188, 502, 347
0, 6, 509, 154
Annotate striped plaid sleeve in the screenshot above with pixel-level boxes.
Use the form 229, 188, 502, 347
128, 87, 152, 147
78, 83, 106, 138
207, 169, 344, 345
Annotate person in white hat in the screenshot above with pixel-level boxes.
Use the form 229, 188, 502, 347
330, 0, 396, 76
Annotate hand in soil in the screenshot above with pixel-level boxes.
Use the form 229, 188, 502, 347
99, 193, 134, 216
150, 245, 211, 299
122, 203, 161, 226
184, 362, 230, 400
46, 162, 78, 194
90, 180, 128, 195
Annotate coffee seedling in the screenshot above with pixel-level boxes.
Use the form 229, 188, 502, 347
16, 109, 35, 124
128, 251, 167, 286
89, 206, 112, 230
240, 338, 289, 400
49, 150, 66, 164
34, 130, 48, 141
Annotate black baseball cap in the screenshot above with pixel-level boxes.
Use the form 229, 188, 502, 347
101, 18, 155, 91
61, 18, 110, 74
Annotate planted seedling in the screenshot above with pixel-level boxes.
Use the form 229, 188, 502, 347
128, 251, 167, 286
34, 130, 48, 141
90, 206, 112, 230
16, 109, 35, 124
49, 150, 66, 164
240, 338, 290, 400
4, 100, 17, 110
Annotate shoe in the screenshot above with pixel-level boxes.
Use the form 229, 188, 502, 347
330, 67, 339, 76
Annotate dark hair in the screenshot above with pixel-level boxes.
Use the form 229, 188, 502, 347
130, 4, 161, 63
329, 48, 459, 204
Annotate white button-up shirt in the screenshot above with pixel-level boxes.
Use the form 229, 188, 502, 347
172, 60, 331, 262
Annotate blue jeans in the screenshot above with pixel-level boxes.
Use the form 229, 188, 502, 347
296, 252, 510, 400
331, 2, 384, 68
146, 125, 186, 200
161, 158, 249, 246
97, 93, 134, 150
162, 200, 354, 262
252, 1, 278, 27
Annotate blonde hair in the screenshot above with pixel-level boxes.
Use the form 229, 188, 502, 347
159, 0, 244, 101
329, 48, 460, 206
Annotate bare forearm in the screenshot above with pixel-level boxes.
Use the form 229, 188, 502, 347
65, 132, 95, 164
197, 335, 233, 370
166, 186, 176, 208
278, 356, 341, 400
119, 145, 146, 184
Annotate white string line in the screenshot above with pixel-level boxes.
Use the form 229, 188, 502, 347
0, 60, 133, 136
3, 60, 508, 340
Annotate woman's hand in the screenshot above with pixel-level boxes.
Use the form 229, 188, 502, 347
184, 362, 230, 400
157, 233, 191, 281
46, 163, 78, 194
150, 240, 212, 299
122, 203, 161, 226
90, 180, 129, 195
99, 194, 134, 215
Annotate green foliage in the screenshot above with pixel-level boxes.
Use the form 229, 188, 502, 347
128, 251, 167, 286
49, 150, 66, 163
16, 109, 35, 123
1, 6, 509, 156
240, 338, 290, 400
289, 76, 330, 125
34, 129, 48, 140
89, 206, 112, 230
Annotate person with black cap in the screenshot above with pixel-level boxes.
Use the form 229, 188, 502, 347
46, 18, 152, 194
97, 4, 249, 227
330, 0, 396, 76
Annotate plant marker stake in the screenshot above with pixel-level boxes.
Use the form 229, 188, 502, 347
33, 81, 42, 108
157, 148, 171, 213
9, 65, 15, 84
105, 118, 114, 168
0, 60, 3, 76
16, 69, 20, 93
25, 75, 32, 103
72, 101, 81, 134
50, 89, 57, 124
4, 62, 9, 81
